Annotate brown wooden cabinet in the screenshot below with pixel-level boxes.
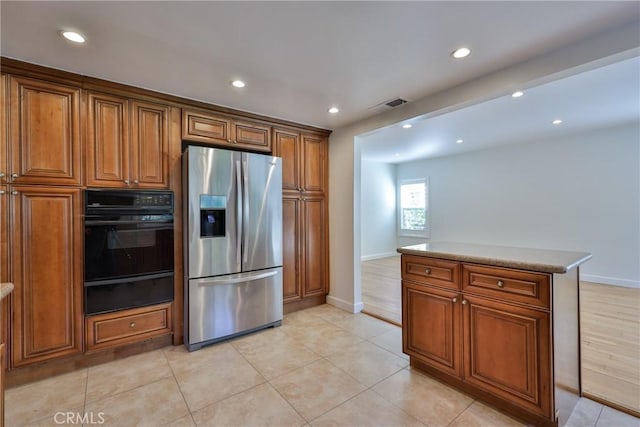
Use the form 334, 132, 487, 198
403, 281, 462, 378
10, 186, 83, 367
87, 92, 170, 189
86, 303, 172, 352
274, 128, 328, 311
7, 76, 81, 186
182, 109, 272, 153
463, 295, 551, 417
401, 254, 558, 426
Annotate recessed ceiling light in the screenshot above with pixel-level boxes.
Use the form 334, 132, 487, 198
231, 80, 246, 88
60, 31, 86, 44
451, 47, 471, 59
511, 91, 524, 98
456, 139, 464, 144
402, 124, 412, 129
552, 119, 563, 125
328, 107, 339, 114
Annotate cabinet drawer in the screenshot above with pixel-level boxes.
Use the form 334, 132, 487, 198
401, 255, 460, 290
462, 264, 550, 309
86, 303, 172, 351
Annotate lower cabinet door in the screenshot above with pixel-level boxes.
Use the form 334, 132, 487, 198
11, 186, 83, 367
462, 295, 552, 417
402, 281, 462, 377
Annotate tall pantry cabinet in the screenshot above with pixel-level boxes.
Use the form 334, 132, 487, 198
274, 129, 329, 312
1, 75, 83, 367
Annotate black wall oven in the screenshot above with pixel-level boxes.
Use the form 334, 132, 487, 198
84, 189, 174, 315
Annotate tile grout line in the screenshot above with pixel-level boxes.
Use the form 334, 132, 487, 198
158, 348, 196, 426
593, 402, 605, 427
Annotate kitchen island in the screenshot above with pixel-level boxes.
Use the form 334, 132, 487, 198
397, 242, 591, 427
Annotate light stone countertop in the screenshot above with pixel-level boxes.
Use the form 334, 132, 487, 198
397, 242, 591, 273
0, 282, 14, 300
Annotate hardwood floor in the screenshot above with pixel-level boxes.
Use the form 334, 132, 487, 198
361, 256, 401, 325
581, 281, 640, 414
360, 256, 640, 415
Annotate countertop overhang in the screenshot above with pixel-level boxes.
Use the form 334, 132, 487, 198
397, 242, 591, 273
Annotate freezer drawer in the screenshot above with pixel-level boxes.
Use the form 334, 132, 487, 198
186, 267, 283, 351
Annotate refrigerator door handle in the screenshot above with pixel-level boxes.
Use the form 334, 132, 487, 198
196, 270, 279, 287
235, 159, 242, 267
243, 158, 249, 263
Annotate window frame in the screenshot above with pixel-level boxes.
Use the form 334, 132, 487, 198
397, 177, 430, 238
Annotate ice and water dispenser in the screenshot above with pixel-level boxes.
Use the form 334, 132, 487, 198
200, 195, 226, 237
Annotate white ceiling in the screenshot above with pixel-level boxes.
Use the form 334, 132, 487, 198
360, 55, 640, 163
1, 1, 638, 130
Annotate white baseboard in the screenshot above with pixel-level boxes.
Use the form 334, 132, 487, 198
361, 252, 398, 262
581, 274, 640, 289
326, 295, 364, 313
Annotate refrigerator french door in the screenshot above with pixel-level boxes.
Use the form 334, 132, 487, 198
183, 146, 283, 351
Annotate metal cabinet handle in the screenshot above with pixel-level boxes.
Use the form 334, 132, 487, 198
11, 191, 18, 195
227, 139, 232, 143
11, 173, 18, 181
462, 300, 468, 305
124, 179, 130, 185
133, 179, 139, 184
424, 268, 431, 274
130, 322, 136, 328
452, 297, 457, 303
497, 280, 504, 288
0, 172, 5, 179
0, 190, 5, 195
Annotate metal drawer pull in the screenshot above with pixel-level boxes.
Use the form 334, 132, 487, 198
130, 322, 136, 328
497, 280, 505, 288
424, 268, 431, 274
462, 300, 468, 305
452, 297, 457, 303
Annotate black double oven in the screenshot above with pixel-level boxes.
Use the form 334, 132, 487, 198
84, 189, 174, 315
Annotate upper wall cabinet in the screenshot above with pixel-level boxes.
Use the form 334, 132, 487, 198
274, 128, 327, 195
86, 91, 169, 189
7, 76, 81, 186
182, 109, 272, 153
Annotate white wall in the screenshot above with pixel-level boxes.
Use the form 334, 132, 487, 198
397, 124, 640, 287
360, 160, 397, 260
328, 23, 640, 311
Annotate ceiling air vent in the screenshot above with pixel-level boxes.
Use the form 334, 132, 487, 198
385, 98, 408, 107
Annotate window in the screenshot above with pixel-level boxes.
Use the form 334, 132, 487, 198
399, 178, 429, 237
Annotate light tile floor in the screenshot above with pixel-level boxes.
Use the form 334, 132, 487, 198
6, 304, 639, 426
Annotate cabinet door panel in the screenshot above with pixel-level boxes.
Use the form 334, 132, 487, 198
233, 121, 271, 152
282, 197, 301, 302
182, 109, 230, 145
1, 74, 7, 181
302, 134, 326, 193
302, 197, 326, 297
402, 282, 461, 377
274, 129, 300, 192
11, 186, 82, 367
131, 100, 169, 188
86, 92, 129, 187
9, 77, 80, 185
463, 295, 552, 417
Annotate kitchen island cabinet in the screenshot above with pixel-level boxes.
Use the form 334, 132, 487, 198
398, 242, 591, 427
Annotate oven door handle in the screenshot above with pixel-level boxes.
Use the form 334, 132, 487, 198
84, 271, 174, 287
196, 270, 278, 287
85, 220, 173, 226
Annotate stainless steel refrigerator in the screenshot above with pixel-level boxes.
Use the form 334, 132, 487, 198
183, 146, 283, 351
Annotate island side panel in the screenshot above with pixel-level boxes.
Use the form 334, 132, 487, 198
552, 266, 581, 427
